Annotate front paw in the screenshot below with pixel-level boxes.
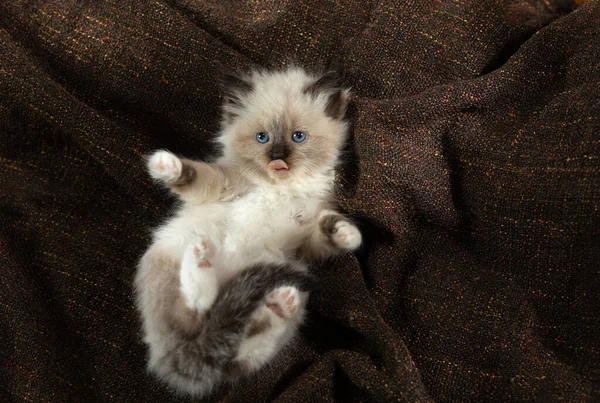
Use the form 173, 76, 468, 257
147, 150, 182, 183
332, 221, 362, 250
321, 215, 362, 250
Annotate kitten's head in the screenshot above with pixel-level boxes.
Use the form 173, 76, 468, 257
216, 68, 350, 181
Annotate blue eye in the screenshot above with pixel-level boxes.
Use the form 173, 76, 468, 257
292, 131, 307, 143
255, 132, 269, 144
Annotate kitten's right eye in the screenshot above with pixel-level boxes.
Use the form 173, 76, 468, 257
255, 132, 269, 144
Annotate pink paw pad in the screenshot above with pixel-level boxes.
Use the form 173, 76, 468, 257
266, 286, 300, 319
191, 241, 211, 269
159, 156, 178, 175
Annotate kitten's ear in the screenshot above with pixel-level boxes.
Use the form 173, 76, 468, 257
305, 71, 350, 120
219, 73, 253, 119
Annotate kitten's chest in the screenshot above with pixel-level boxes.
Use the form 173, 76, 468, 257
217, 189, 319, 259
228, 190, 316, 230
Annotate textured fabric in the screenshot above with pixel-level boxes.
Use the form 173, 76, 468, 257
1, 0, 598, 401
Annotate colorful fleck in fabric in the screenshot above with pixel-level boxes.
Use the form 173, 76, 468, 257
0, 0, 598, 401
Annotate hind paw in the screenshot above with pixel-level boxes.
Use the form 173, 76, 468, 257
180, 238, 217, 312
189, 239, 212, 269
266, 286, 300, 319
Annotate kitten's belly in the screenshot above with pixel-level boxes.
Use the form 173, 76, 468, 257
218, 196, 313, 267
154, 196, 316, 274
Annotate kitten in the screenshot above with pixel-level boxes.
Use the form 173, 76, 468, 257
134, 67, 362, 396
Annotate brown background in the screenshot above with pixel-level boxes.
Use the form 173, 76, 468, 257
0, 0, 598, 401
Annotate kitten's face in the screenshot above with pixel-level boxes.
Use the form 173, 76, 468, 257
217, 69, 350, 181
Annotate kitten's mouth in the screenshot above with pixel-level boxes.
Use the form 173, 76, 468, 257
268, 159, 289, 177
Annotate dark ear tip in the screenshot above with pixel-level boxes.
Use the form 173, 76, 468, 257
219, 72, 254, 100
219, 72, 243, 87
322, 70, 342, 85
305, 70, 346, 96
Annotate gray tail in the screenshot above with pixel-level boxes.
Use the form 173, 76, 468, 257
201, 263, 313, 367
164, 264, 313, 394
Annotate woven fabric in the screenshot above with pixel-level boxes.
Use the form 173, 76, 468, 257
1, 0, 598, 401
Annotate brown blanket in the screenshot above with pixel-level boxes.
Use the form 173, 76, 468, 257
1, 0, 598, 401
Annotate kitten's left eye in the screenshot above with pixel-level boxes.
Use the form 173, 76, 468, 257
291, 131, 307, 143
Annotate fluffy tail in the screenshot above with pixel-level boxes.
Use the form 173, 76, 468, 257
153, 263, 313, 396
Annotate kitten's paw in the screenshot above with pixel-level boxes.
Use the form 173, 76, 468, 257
332, 220, 362, 250
266, 286, 300, 319
190, 239, 213, 269
147, 150, 182, 183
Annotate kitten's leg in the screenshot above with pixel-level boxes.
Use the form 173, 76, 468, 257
147, 150, 238, 203
235, 286, 304, 371
301, 210, 362, 259
180, 238, 219, 313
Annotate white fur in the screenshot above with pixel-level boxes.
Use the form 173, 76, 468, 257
179, 238, 218, 312
138, 67, 363, 396
152, 169, 336, 282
